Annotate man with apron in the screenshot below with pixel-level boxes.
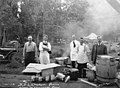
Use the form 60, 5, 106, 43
23, 36, 38, 67
70, 35, 80, 68
77, 37, 90, 78
39, 34, 51, 64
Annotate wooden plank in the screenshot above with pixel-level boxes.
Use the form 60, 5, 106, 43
22, 67, 41, 73
27, 63, 44, 68
55, 57, 68, 60
0, 48, 16, 50
26, 63, 60, 70
22, 63, 60, 73
80, 78, 98, 87
35, 63, 61, 71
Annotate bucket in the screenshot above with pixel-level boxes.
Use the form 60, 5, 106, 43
86, 69, 95, 82
56, 73, 65, 81
96, 55, 117, 83
69, 68, 79, 81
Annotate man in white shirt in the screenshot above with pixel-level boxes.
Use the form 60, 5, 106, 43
70, 35, 80, 68
23, 36, 38, 67
77, 37, 90, 78
39, 34, 51, 64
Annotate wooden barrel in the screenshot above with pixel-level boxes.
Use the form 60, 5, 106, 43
96, 55, 117, 83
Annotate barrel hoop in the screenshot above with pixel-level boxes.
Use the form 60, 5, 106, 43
96, 75, 116, 79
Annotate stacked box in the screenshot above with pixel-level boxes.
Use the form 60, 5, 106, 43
22, 63, 61, 76
42, 68, 53, 77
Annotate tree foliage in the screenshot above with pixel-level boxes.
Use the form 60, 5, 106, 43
0, 0, 89, 46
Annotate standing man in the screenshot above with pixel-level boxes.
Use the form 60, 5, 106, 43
39, 34, 51, 64
77, 37, 90, 78
91, 36, 107, 65
23, 35, 38, 67
70, 35, 80, 68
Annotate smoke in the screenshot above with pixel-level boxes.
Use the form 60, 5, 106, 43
64, 21, 88, 39
63, 0, 120, 41
86, 0, 120, 40
61, 0, 120, 57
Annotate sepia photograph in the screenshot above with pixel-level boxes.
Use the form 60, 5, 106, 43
0, 0, 120, 88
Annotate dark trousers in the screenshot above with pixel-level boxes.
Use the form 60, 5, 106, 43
71, 61, 76, 68
77, 63, 87, 78
25, 51, 36, 67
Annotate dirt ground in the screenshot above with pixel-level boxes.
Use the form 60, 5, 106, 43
0, 44, 120, 88
0, 62, 120, 88
0, 73, 119, 88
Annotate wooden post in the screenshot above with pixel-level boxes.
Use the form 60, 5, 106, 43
2, 29, 6, 47
80, 78, 98, 87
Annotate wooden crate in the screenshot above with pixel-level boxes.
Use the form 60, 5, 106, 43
42, 68, 53, 77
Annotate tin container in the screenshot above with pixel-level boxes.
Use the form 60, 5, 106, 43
56, 73, 65, 81
50, 74, 56, 81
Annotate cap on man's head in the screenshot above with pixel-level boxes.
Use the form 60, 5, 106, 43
97, 35, 102, 39
28, 35, 32, 39
80, 37, 84, 39
72, 34, 75, 38
43, 34, 48, 38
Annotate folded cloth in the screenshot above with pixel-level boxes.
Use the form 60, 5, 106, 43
91, 66, 96, 71
87, 63, 94, 69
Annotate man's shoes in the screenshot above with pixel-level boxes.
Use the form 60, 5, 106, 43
65, 76, 70, 83
78, 75, 82, 78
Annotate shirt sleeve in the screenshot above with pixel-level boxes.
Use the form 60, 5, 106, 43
104, 45, 107, 55
86, 45, 90, 53
91, 45, 95, 61
23, 43, 26, 58
39, 42, 43, 51
48, 42, 51, 51
77, 41, 80, 53
70, 42, 72, 50
34, 43, 38, 57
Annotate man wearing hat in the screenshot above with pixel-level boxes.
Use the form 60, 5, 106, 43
23, 35, 38, 67
91, 36, 107, 65
39, 34, 51, 64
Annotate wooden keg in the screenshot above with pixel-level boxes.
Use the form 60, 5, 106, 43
96, 55, 117, 83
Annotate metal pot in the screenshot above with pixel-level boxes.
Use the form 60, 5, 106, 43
86, 69, 95, 82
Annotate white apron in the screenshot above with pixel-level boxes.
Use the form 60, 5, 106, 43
39, 42, 51, 64
70, 40, 80, 61
70, 52, 78, 61
39, 51, 50, 64
77, 44, 89, 63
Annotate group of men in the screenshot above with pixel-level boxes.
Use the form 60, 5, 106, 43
70, 35, 107, 78
23, 34, 51, 67
23, 34, 107, 78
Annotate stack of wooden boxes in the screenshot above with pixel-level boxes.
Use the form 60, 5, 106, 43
22, 63, 61, 77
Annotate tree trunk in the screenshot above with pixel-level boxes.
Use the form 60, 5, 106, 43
0, 28, 3, 46
36, 32, 40, 45
2, 29, 6, 47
